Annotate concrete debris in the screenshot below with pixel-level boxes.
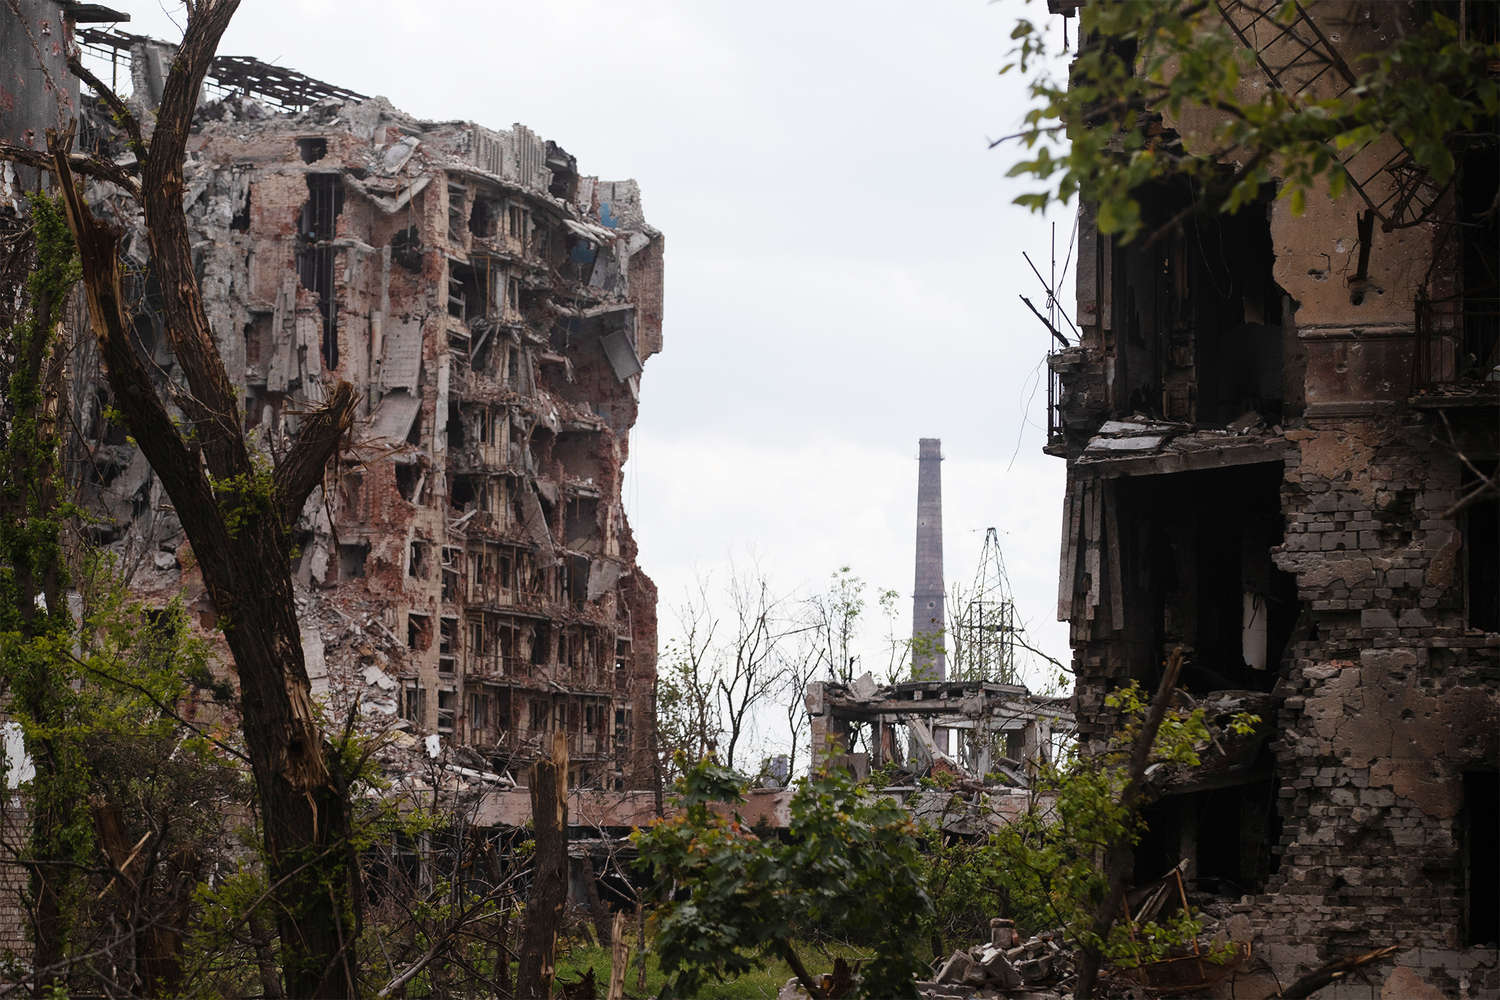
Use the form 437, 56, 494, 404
923, 925, 1066, 997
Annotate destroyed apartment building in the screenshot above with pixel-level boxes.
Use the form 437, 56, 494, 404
1046, 1, 1499, 996
33, 24, 663, 793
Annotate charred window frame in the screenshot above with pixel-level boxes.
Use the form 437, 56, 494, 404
297, 173, 344, 369
1109, 462, 1297, 694
1108, 178, 1284, 427
400, 685, 426, 724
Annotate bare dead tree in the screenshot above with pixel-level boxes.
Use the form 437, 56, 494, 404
717, 569, 790, 772
0, 2, 363, 994
657, 581, 721, 777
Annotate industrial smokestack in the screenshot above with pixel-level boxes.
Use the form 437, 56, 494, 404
912, 438, 945, 680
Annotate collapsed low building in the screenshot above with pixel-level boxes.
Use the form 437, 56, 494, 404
1047, 1, 1499, 996
807, 675, 1075, 830
40, 23, 663, 793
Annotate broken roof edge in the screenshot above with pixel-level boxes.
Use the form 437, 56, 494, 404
84, 27, 655, 230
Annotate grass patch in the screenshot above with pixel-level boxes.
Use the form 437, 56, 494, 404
553, 934, 872, 999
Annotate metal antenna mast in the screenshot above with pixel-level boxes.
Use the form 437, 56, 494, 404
956, 527, 1019, 684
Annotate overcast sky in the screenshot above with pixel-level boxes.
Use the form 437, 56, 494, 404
114, 0, 1077, 695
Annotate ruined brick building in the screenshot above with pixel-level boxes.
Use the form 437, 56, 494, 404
1047, 1, 1498, 996
10, 16, 663, 793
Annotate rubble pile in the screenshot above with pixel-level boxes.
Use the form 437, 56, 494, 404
918, 920, 1069, 1000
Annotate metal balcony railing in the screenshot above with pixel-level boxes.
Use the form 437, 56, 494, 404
1414, 294, 1500, 389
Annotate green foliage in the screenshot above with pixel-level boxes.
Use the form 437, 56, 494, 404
1002, 1, 1500, 240
974, 681, 1259, 968
210, 454, 277, 539
555, 934, 871, 1000
634, 758, 931, 999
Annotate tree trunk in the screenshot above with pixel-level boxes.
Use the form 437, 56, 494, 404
1074, 649, 1185, 1000
30, 2, 364, 991
516, 731, 569, 1000
581, 853, 612, 946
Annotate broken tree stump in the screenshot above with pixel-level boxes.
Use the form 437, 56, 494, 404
606, 910, 629, 1000
516, 730, 570, 1000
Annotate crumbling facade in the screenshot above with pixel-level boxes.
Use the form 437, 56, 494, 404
1048, 2, 1499, 996
60, 29, 662, 792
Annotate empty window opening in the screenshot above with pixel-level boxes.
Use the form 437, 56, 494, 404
529, 426, 555, 473
556, 431, 602, 483
395, 462, 424, 503
407, 613, 431, 652
439, 617, 458, 674
448, 261, 490, 322
441, 547, 460, 603
297, 173, 344, 370
450, 476, 475, 511
447, 182, 467, 244
469, 197, 496, 237
1135, 776, 1280, 899
408, 540, 430, 579
447, 402, 465, 448
507, 204, 525, 238
470, 549, 492, 591
1465, 461, 1499, 633
406, 406, 424, 448
1110, 178, 1285, 427
437, 689, 456, 732
469, 692, 491, 736
469, 617, 487, 663
506, 276, 521, 313
1118, 462, 1296, 694
392, 225, 422, 272
1463, 770, 1500, 945
529, 699, 549, 732
565, 497, 599, 549
506, 347, 521, 389
531, 622, 552, 666
401, 685, 426, 724
338, 542, 368, 579
297, 137, 328, 163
